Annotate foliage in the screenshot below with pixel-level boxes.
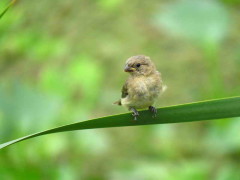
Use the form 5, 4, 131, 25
0, 0, 240, 179
0, 0, 16, 19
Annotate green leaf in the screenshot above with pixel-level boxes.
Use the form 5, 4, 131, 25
0, 0, 16, 20
1, 96, 240, 150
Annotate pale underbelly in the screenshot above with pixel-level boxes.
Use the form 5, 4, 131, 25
121, 95, 156, 109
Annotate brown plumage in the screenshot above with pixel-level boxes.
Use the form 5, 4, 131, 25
114, 55, 166, 120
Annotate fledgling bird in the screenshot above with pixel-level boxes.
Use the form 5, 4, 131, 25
114, 55, 166, 121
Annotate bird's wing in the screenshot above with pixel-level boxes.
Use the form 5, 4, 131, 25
113, 81, 129, 106
121, 82, 129, 98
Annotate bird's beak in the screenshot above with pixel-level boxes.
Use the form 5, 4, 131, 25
124, 66, 135, 72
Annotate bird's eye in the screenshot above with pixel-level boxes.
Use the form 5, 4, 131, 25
136, 63, 141, 67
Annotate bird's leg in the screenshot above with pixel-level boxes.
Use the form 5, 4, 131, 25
149, 106, 157, 118
129, 107, 139, 121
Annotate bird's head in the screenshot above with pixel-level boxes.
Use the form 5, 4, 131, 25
124, 55, 156, 76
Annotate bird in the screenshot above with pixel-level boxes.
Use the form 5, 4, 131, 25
114, 55, 166, 121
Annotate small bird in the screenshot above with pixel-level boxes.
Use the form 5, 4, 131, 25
114, 55, 165, 121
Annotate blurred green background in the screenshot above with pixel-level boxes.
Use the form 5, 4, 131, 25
0, 0, 240, 179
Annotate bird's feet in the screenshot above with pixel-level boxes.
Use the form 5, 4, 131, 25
129, 107, 139, 121
149, 106, 157, 118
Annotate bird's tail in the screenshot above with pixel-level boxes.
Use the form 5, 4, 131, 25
113, 100, 122, 106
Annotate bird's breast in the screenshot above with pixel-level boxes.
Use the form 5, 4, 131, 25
120, 71, 163, 109
128, 75, 162, 103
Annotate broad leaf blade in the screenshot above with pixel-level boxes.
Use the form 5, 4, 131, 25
1, 96, 240, 149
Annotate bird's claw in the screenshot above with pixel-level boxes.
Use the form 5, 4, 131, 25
132, 111, 139, 121
130, 107, 139, 121
149, 106, 157, 118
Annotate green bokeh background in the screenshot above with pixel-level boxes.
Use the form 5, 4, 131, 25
0, 0, 240, 179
